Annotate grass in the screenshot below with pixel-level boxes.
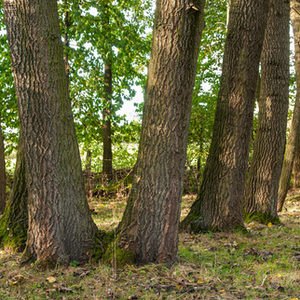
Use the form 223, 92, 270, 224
0, 193, 299, 299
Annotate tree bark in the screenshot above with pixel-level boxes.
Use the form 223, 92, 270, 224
181, 0, 270, 232
0, 117, 6, 213
3, 0, 98, 264
278, 0, 300, 211
102, 61, 113, 182
293, 146, 300, 187
243, 0, 290, 223
117, 0, 206, 265
0, 136, 28, 251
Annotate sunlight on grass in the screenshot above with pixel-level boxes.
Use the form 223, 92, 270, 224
0, 192, 299, 299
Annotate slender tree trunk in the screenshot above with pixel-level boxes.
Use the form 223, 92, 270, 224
0, 136, 28, 251
85, 149, 93, 199
0, 117, 6, 213
3, 0, 98, 264
102, 61, 113, 182
278, 0, 300, 211
243, 0, 290, 223
116, 0, 206, 265
181, 0, 270, 232
293, 147, 300, 187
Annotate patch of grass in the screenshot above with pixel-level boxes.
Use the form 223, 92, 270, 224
0, 191, 299, 299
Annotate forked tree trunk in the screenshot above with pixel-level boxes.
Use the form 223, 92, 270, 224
117, 0, 206, 265
278, 0, 300, 211
181, 0, 270, 232
0, 136, 28, 251
0, 118, 6, 213
244, 0, 290, 223
3, 0, 98, 264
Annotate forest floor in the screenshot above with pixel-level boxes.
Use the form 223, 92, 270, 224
0, 191, 299, 299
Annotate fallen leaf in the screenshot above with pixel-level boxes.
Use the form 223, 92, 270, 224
46, 276, 57, 284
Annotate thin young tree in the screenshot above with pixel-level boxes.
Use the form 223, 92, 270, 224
116, 0, 206, 264
0, 116, 6, 213
3, 0, 98, 264
181, 0, 270, 232
278, 0, 300, 211
244, 0, 290, 223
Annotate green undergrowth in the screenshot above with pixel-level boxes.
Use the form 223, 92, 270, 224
0, 193, 299, 299
244, 211, 281, 225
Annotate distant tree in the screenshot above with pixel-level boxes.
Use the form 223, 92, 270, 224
67, 0, 152, 176
181, 0, 270, 232
3, 0, 98, 264
243, 0, 290, 223
0, 117, 6, 213
278, 0, 300, 211
116, 0, 206, 264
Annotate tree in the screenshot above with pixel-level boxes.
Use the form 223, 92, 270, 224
278, 0, 300, 211
0, 116, 6, 213
181, 0, 270, 232
0, 136, 27, 250
115, 0, 206, 265
3, 0, 98, 264
68, 0, 152, 176
243, 0, 290, 223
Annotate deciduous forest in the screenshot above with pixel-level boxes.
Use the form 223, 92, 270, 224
0, 0, 299, 299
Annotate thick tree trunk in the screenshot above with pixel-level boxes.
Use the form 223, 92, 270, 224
0, 118, 6, 213
278, 0, 300, 211
3, 0, 98, 264
243, 0, 290, 223
181, 0, 270, 232
102, 62, 113, 182
116, 0, 205, 265
0, 136, 28, 251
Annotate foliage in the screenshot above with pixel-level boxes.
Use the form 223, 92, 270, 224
187, 0, 227, 174
59, 0, 152, 152
0, 4, 19, 156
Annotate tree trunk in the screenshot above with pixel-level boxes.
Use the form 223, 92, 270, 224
3, 0, 98, 264
243, 0, 290, 223
0, 117, 6, 213
293, 146, 300, 187
278, 0, 300, 211
0, 136, 28, 251
116, 0, 205, 265
85, 149, 93, 199
102, 61, 113, 182
181, 0, 270, 232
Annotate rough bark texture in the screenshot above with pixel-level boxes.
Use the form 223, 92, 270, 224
244, 0, 290, 223
181, 0, 270, 232
117, 0, 205, 265
0, 118, 6, 213
102, 62, 113, 182
0, 137, 28, 251
3, 0, 98, 264
278, 0, 300, 211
